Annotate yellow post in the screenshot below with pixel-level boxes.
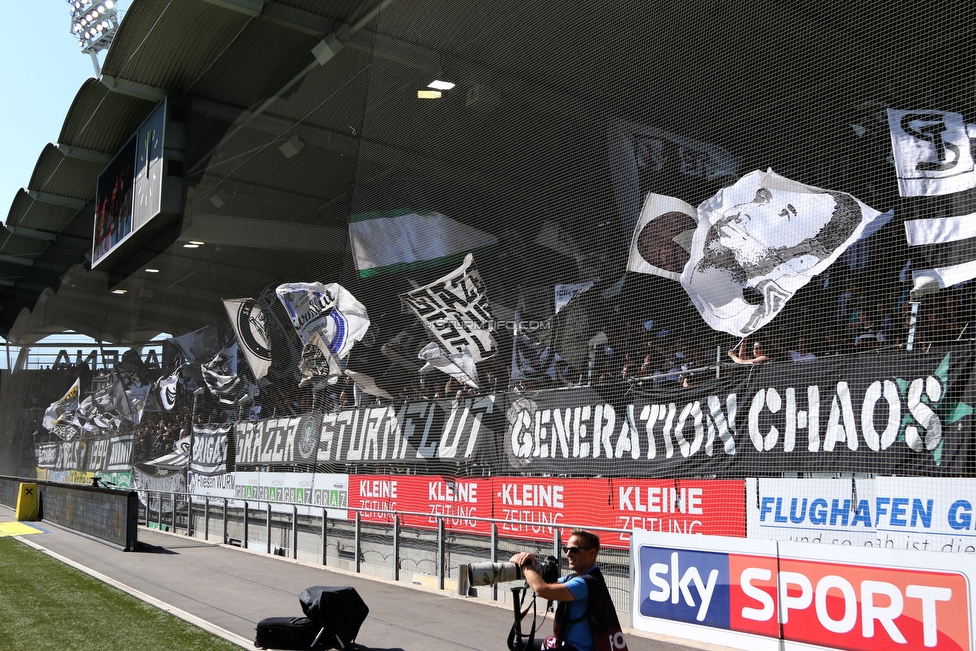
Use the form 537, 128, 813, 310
15, 483, 39, 521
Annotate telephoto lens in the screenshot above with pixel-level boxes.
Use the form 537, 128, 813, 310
467, 561, 522, 587
467, 555, 559, 587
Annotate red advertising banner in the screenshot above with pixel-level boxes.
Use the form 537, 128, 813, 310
605, 479, 746, 548
492, 477, 609, 544
349, 476, 747, 548
349, 475, 493, 534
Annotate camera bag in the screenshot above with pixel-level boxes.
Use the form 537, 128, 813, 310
298, 585, 369, 648
254, 616, 324, 649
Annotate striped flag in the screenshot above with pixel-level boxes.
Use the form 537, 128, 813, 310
903, 187, 976, 295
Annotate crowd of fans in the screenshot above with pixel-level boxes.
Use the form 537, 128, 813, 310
24, 252, 976, 469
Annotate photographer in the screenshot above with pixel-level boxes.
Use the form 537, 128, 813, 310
509, 529, 628, 651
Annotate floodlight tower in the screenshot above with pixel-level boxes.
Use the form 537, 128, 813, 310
67, 0, 120, 76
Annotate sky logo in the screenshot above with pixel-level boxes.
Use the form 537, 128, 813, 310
638, 547, 731, 628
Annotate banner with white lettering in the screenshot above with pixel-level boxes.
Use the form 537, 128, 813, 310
84, 434, 133, 473
631, 529, 976, 651
190, 423, 232, 475
350, 475, 493, 533
35, 439, 88, 471
315, 395, 500, 468
607, 479, 744, 547
234, 414, 322, 467
504, 345, 976, 477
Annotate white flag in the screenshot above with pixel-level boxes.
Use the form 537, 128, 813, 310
349, 209, 496, 278
887, 108, 976, 197
400, 253, 496, 362
418, 342, 479, 389
223, 298, 271, 379
626, 193, 698, 281
275, 282, 370, 360
125, 385, 151, 425
344, 369, 393, 400
681, 169, 890, 336
43, 377, 81, 434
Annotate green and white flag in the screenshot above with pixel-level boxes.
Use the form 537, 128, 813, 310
349, 209, 496, 278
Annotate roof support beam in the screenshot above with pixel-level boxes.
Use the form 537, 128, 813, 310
198, 0, 263, 17
55, 144, 112, 165
0, 254, 71, 273
261, 3, 334, 37
179, 213, 345, 251
26, 191, 87, 211
5, 226, 57, 242
99, 75, 166, 102
3, 226, 91, 250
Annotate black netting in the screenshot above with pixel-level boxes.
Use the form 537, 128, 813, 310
4, 0, 976, 548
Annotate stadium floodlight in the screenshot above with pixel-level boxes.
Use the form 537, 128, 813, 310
66, 0, 120, 75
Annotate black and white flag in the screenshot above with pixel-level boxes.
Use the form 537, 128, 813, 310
223, 297, 271, 380
626, 193, 698, 281
554, 281, 593, 313
510, 311, 556, 383
201, 342, 242, 404
418, 342, 479, 389
157, 366, 180, 411
887, 108, 976, 197
276, 282, 370, 379
400, 253, 496, 362
380, 324, 427, 371
42, 377, 81, 436
904, 187, 976, 294
680, 169, 890, 336
298, 331, 345, 386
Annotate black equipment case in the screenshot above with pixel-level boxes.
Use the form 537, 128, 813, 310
254, 616, 323, 650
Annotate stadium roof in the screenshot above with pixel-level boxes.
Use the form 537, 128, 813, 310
1, 0, 391, 345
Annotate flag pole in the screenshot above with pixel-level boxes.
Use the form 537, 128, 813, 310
906, 301, 920, 352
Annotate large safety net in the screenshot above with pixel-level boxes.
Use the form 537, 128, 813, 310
3, 0, 976, 555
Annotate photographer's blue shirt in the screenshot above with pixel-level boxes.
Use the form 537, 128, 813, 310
558, 569, 594, 651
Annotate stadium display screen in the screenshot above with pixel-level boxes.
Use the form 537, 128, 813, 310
92, 135, 136, 267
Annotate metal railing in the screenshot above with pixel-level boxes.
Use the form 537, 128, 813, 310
136, 489, 637, 622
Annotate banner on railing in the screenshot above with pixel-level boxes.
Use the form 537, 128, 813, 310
347, 475, 745, 547
191, 423, 232, 475
504, 345, 976, 477
350, 474, 493, 533
232, 395, 500, 468
235, 414, 321, 466
234, 471, 348, 518
748, 477, 976, 553
631, 529, 976, 651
